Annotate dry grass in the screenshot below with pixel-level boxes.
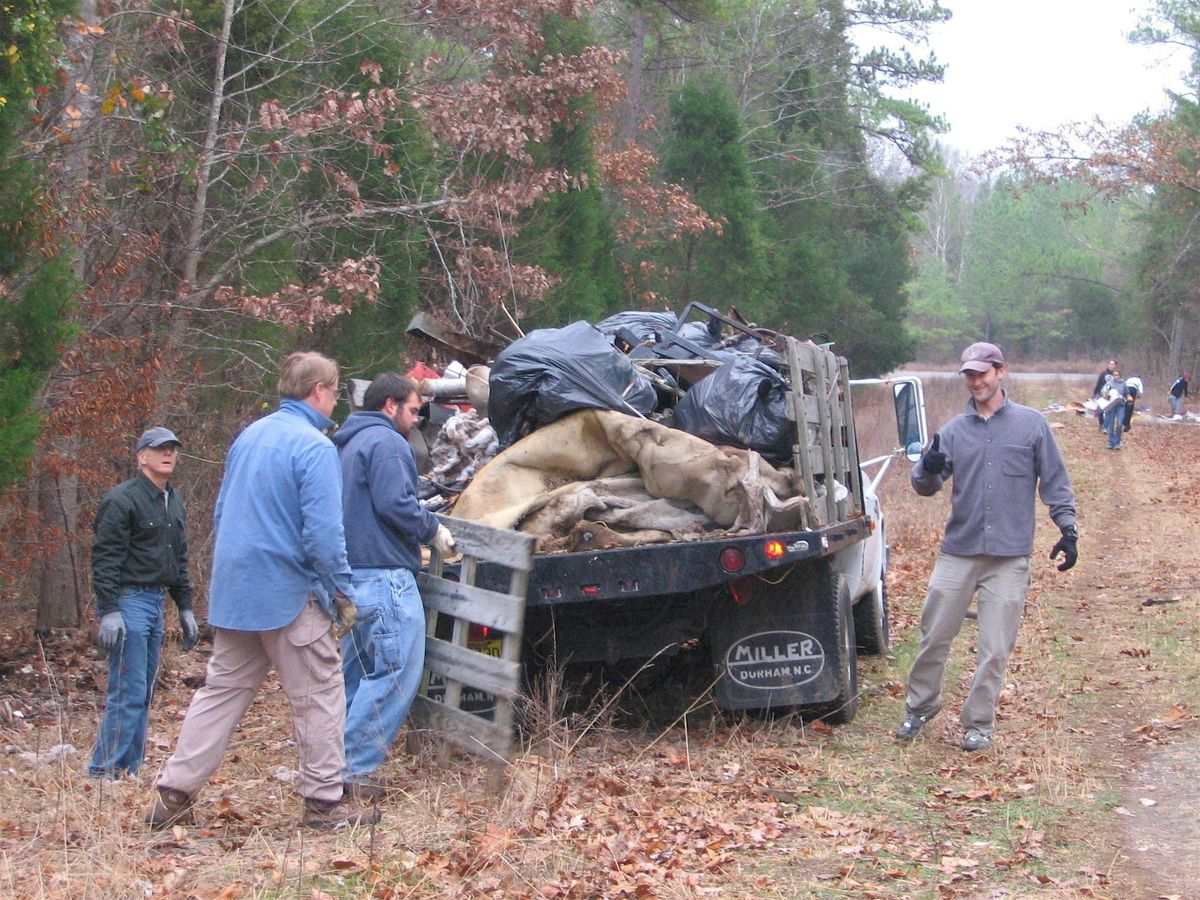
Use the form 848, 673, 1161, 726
3, 379, 1200, 897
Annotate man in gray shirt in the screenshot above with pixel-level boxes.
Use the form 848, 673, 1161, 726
895, 341, 1078, 752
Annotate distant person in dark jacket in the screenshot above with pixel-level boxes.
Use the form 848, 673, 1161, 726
1169, 372, 1191, 417
1123, 376, 1143, 432
332, 373, 456, 799
1092, 359, 1116, 431
89, 427, 196, 780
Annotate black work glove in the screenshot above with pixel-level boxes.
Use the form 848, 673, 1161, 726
1050, 525, 1078, 572
180, 609, 199, 652
922, 433, 950, 476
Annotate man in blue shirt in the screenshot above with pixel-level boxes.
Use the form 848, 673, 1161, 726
1101, 368, 1127, 450
895, 342, 1078, 752
148, 352, 378, 830
89, 426, 197, 779
333, 373, 455, 799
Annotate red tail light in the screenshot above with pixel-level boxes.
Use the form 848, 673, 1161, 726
720, 547, 746, 572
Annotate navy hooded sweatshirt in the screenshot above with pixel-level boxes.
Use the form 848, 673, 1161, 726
331, 411, 439, 572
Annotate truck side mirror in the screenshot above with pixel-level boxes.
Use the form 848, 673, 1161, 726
893, 380, 927, 462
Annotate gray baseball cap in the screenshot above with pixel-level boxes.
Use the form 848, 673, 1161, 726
959, 341, 1005, 374
136, 426, 183, 451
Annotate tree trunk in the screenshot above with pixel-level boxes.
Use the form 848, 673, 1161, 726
618, 5, 647, 146
33, 464, 85, 633
33, 0, 100, 632
1167, 306, 1183, 377
155, 0, 235, 413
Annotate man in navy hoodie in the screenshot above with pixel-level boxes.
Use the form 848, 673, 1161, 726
333, 373, 456, 798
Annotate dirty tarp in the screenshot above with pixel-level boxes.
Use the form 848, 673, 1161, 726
488, 321, 659, 448
450, 409, 823, 551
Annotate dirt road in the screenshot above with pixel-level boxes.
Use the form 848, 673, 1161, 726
1035, 411, 1200, 896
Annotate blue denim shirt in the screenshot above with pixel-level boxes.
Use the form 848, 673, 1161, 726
209, 399, 355, 631
912, 393, 1077, 557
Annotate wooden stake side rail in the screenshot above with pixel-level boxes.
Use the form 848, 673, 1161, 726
782, 336, 864, 525
785, 338, 819, 529
839, 355, 864, 519
410, 516, 535, 789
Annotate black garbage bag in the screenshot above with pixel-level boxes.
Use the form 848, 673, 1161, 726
672, 354, 793, 461
489, 321, 659, 447
595, 311, 679, 345
596, 309, 733, 350
721, 335, 784, 369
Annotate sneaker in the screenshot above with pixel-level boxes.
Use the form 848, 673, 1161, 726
895, 712, 929, 742
146, 787, 195, 829
302, 796, 381, 829
961, 728, 992, 752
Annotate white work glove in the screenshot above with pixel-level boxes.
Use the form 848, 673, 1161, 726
431, 524, 457, 557
180, 609, 199, 652
97, 611, 126, 651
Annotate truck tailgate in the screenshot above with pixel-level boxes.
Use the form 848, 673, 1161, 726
469, 518, 869, 605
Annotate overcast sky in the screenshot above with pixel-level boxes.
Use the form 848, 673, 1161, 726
873, 0, 1191, 157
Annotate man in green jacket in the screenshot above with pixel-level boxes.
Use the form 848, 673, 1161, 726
89, 426, 197, 779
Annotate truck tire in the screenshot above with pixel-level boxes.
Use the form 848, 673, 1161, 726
820, 575, 858, 724
854, 579, 890, 655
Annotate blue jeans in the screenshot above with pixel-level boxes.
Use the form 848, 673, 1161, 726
89, 587, 165, 778
1170, 394, 1183, 416
1104, 407, 1123, 449
341, 568, 425, 781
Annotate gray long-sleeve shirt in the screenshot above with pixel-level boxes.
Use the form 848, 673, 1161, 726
912, 393, 1076, 557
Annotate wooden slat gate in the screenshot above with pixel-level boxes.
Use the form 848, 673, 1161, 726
410, 515, 534, 787
783, 336, 862, 528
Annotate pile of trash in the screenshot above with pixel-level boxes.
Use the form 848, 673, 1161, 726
400, 305, 833, 549
487, 308, 794, 460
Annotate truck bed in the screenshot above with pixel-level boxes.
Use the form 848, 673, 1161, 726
468, 516, 869, 605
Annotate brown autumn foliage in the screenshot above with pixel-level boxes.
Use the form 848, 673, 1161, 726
984, 117, 1200, 199
1, 0, 722, 627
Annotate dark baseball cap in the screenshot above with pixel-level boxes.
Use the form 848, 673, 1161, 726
959, 342, 1005, 374
136, 426, 183, 451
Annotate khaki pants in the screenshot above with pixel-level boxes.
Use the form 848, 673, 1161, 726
158, 599, 345, 802
905, 553, 1030, 734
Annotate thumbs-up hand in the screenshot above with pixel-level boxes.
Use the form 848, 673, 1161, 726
921, 433, 950, 476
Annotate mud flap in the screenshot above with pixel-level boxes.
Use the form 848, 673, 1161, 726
709, 561, 856, 715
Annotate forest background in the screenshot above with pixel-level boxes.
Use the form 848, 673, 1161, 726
2, 0, 1200, 633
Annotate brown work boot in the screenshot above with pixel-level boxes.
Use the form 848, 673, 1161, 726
146, 787, 195, 828
343, 780, 384, 803
302, 796, 381, 829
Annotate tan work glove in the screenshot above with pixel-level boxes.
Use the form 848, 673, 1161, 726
431, 524, 457, 557
333, 591, 357, 638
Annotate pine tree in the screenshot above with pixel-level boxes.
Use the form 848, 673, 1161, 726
655, 79, 768, 315
0, 0, 81, 491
